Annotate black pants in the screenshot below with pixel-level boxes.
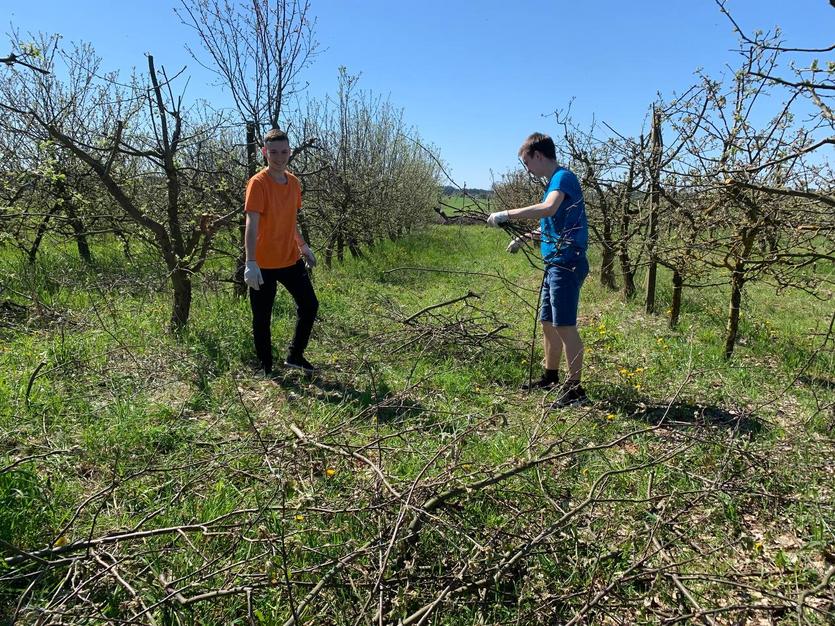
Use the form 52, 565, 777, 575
249, 259, 319, 372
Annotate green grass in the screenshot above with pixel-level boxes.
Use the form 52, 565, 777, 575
437, 192, 493, 217
0, 225, 833, 624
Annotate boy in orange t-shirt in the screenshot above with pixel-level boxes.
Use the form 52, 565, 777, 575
244, 129, 318, 375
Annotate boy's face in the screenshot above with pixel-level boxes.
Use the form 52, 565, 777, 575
520, 150, 549, 178
263, 139, 291, 170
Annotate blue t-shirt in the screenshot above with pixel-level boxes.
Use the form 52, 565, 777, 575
540, 167, 588, 265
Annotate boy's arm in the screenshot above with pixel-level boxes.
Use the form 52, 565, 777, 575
295, 226, 317, 268
243, 177, 264, 263
294, 227, 307, 248
292, 181, 316, 267
244, 212, 260, 262
487, 190, 564, 225
243, 211, 264, 289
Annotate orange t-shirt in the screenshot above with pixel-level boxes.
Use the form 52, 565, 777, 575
245, 169, 303, 269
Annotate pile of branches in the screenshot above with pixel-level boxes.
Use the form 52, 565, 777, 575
3, 368, 833, 624
388, 291, 511, 359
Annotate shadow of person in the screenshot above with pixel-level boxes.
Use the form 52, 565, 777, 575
270, 368, 427, 423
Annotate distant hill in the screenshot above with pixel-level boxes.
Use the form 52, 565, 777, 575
441, 185, 492, 198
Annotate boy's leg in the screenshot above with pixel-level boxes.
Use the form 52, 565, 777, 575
276, 259, 319, 360
549, 256, 589, 407
249, 269, 279, 373
555, 325, 583, 382
521, 268, 560, 389
552, 255, 588, 382
542, 322, 563, 370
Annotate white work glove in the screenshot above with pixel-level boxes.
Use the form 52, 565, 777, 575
506, 236, 524, 253
486, 211, 509, 227
244, 260, 264, 290
301, 244, 317, 268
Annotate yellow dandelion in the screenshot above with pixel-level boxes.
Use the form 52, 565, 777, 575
606, 413, 616, 421
634, 383, 642, 391
295, 514, 304, 522
325, 467, 336, 477
619, 368, 629, 375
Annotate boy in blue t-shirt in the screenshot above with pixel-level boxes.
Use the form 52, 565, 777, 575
487, 132, 589, 407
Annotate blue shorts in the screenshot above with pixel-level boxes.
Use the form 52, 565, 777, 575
540, 256, 589, 326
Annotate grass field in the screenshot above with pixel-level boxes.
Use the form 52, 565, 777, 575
436, 193, 493, 218
1, 224, 833, 624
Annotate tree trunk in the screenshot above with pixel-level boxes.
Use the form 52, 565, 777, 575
170, 268, 193, 331
63, 200, 92, 264
599, 241, 617, 290
644, 246, 658, 312
619, 231, 636, 299
670, 269, 683, 329
55, 177, 93, 264
617, 197, 636, 299
234, 121, 258, 297
348, 238, 363, 259
324, 232, 336, 268
644, 106, 663, 314
723, 261, 745, 360
27, 204, 60, 265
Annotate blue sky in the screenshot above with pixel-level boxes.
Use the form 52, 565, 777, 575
6, 1, 834, 188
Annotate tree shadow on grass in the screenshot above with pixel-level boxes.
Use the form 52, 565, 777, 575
796, 373, 835, 391
595, 386, 765, 436
269, 368, 427, 423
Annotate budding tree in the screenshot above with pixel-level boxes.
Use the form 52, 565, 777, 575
1, 33, 238, 330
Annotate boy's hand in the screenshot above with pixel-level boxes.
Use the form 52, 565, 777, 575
486, 211, 509, 227
244, 261, 264, 290
506, 237, 524, 253
301, 244, 317, 268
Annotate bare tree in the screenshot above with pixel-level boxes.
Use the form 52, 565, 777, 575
300, 68, 440, 266
176, 0, 320, 293
1, 34, 239, 330
176, 0, 317, 133
667, 37, 834, 358
552, 116, 643, 294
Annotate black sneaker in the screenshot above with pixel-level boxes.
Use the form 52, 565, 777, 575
551, 384, 589, 408
255, 362, 273, 378
520, 374, 559, 391
284, 354, 316, 374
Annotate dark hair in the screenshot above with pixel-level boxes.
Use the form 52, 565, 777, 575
518, 132, 556, 161
263, 128, 289, 144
